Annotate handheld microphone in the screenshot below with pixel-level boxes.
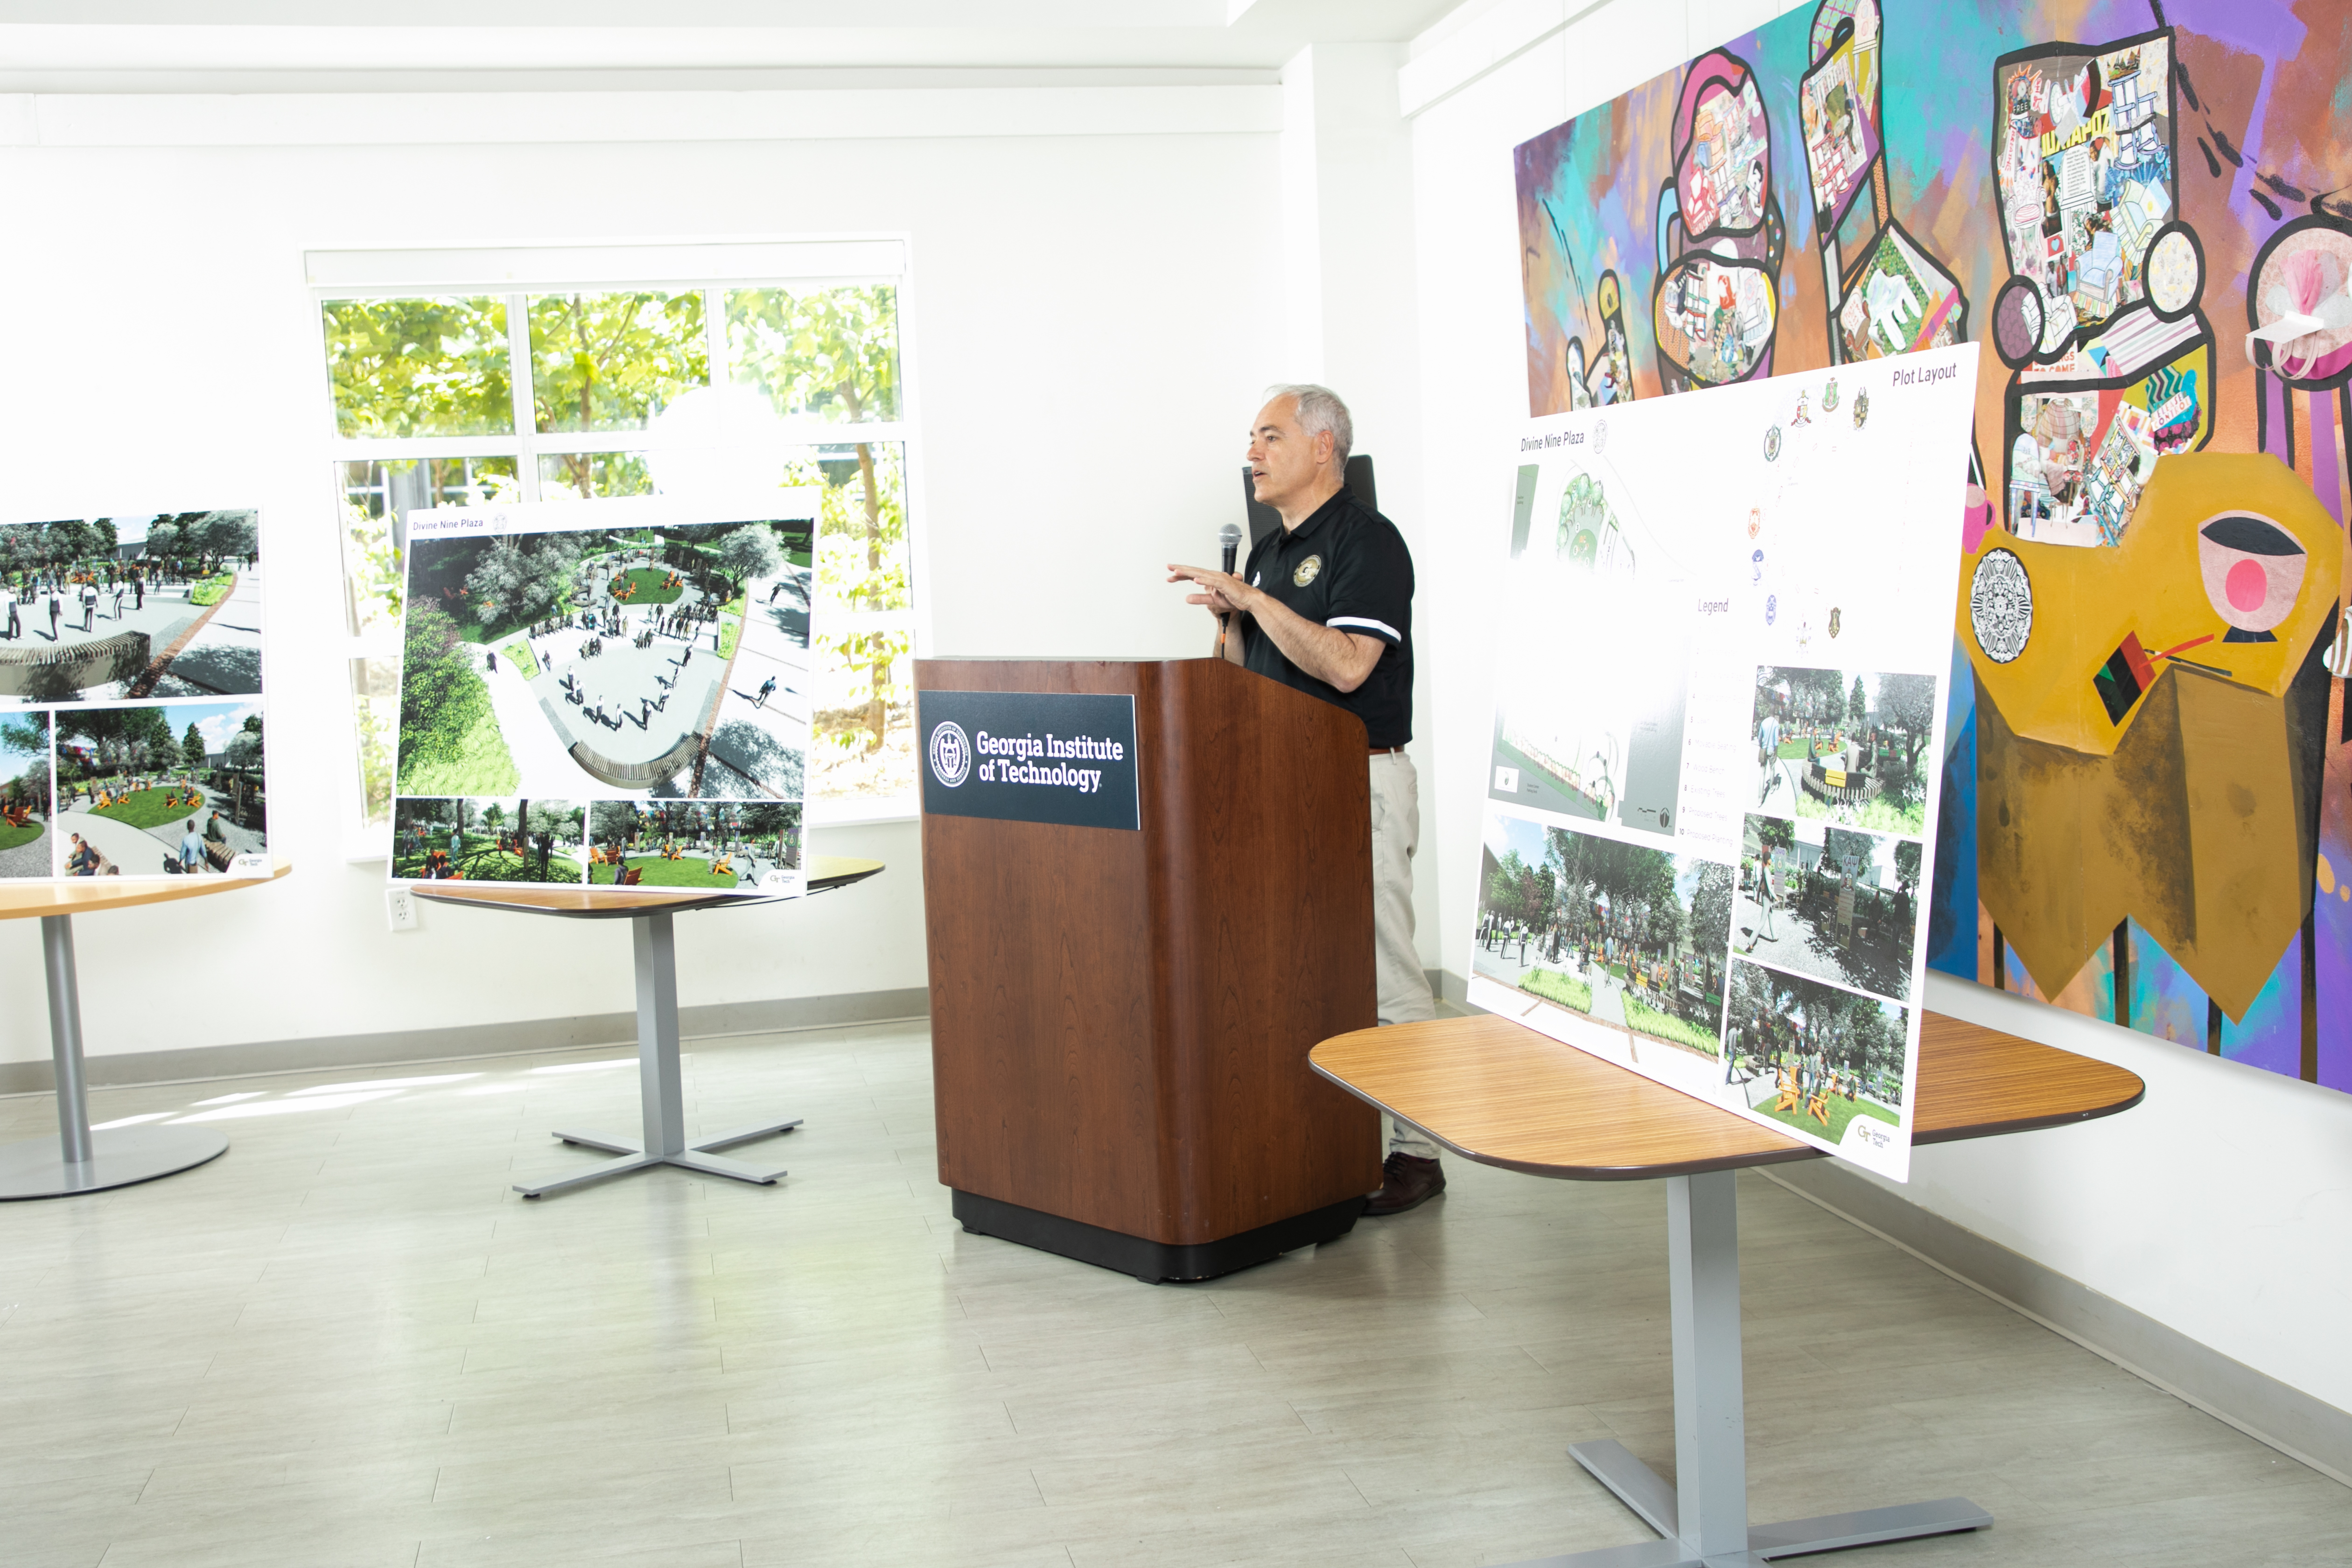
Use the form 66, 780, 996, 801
1216, 522, 1245, 655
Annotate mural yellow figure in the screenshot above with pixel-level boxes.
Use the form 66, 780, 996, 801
1963, 453, 2341, 1018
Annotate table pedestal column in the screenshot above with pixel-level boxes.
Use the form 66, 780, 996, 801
513, 910, 801, 1199
0, 914, 228, 1200
1509, 1171, 1993, 1566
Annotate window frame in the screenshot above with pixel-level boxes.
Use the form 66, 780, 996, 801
308, 237, 930, 859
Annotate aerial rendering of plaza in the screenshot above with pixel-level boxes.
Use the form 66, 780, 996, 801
398, 518, 810, 804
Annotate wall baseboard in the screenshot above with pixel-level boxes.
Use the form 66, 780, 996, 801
1764, 1161, 2352, 1489
0, 987, 932, 1097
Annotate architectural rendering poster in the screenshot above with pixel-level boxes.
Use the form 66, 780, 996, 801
392, 497, 812, 894
1471, 348, 1979, 1179
0, 511, 271, 880
1515, 0, 2352, 1088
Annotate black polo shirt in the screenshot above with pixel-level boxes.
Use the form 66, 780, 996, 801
1238, 485, 1415, 749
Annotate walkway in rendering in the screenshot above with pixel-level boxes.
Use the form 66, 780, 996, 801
471, 552, 811, 800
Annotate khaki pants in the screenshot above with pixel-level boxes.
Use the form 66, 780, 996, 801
1371, 752, 1438, 1158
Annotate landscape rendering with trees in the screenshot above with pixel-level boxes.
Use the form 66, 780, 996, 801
0, 512, 262, 707
1750, 665, 1938, 837
0, 510, 271, 881
1474, 811, 1734, 1058
394, 499, 812, 892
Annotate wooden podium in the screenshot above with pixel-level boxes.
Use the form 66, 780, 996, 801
917, 657, 1382, 1282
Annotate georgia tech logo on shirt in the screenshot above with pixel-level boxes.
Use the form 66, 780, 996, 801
927, 721, 972, 788
1292, 554, 1323, 588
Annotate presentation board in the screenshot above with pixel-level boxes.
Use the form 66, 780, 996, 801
1470, 347, 1978, 1179
1513, 0, 2351, 1089
391, 497, 812, 895
0, 511, 270, 882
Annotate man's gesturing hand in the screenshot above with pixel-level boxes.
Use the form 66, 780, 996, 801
1167, 563, 1254, 618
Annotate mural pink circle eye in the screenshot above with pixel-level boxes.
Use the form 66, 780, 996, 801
2225, 560, 2267, 611
2196, 512, 2308, 642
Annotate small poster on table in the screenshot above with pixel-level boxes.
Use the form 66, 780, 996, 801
390, 497, 814, 896
0, 511, 270, 883
1470, 347, 1978, 1180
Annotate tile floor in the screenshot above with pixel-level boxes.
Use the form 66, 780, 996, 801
1, 1021, 2345, 1568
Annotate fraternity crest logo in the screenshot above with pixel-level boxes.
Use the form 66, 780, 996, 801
927, 720, 972, 787
1292, 554, 1323, 587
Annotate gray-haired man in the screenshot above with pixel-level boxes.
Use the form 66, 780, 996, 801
1167, 384, 1445, 1216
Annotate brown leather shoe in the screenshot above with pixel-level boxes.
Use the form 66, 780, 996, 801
1365, 1153, 1445, 1216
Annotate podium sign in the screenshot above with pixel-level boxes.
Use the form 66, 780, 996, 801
918, 689, 1140, 832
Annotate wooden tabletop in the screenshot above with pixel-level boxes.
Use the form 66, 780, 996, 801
0, 857, 292, 920
1309, 1011, 2143, 1180
412, 855, 883, 920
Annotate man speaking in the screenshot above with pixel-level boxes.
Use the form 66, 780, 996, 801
1166, 385, 1443, 1217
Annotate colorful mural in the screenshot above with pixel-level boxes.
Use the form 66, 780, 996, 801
1514, 0, 2352, 1086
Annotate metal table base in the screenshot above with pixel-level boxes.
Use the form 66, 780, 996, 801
0, 915, 228, 1200
1502, 1172, 1992, 1568
514, 910, 798, 1199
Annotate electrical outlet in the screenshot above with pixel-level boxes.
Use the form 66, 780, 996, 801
385, 886, 418, 932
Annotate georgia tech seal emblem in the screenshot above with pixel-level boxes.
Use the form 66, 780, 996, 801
1292, 554, 1323, 588
927, 721, 972, 788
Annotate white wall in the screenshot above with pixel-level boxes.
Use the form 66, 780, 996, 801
0, 105, 1284, 1066
1912, 973, 2352, 1419
1401, 0, 2352, 1420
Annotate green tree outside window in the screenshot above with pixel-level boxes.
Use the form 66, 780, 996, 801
530, 289, 706, 426
727, 286, 899, 424
735, 286, 908, 764
529, 291, 708, 501
537, 451, 653, 501
322, 298, 513, 438
784, 443, 911, 762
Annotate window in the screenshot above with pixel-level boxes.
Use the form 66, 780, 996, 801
311, 242, 923, 854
